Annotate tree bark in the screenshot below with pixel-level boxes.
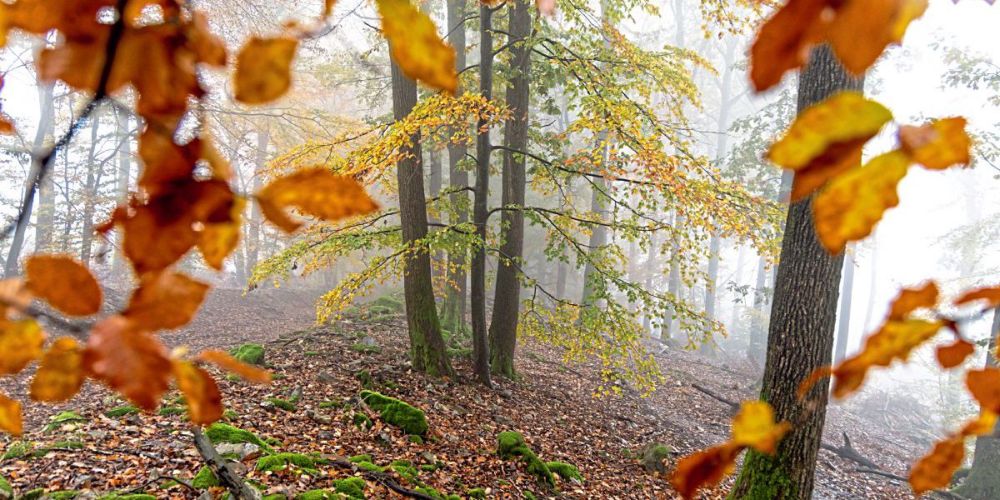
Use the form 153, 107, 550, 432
469, 2, 494, 385
488, 0, 531, 379
110, 106, 132, 279
246, 127, 269, 277
833, 249, 855, 363
391, 60, 453, 377
730, 44, 863, 500
747, 255, 768, 364
955, 306, 1000, 499
34, 82, 57, 254
79, 110, 102, 265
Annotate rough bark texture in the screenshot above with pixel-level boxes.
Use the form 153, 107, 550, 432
488, 0, 531, 379
730, 45, 862, 500
955, 307, 1000, 499
441, 0, 470, 335
833, 250, 855, 364
391, 60, 453, 377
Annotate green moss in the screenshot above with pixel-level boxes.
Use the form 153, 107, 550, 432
98, 495, 157, 500
2, 441, 32, 460
355, 461, 385, 473
192, 466, 219, 488
349, 454, 372, 463
205, 423, 274, 453
352, 412, 373, 430
255, 453, 317, 473
263, 495, 287, 500
359, 391, 428, 435
318, 401, 339, 409
495, 432, 555, 487
523, 491, 537, 500
408, 435, 424, 444
21, 489, 44, 500
0, 475, 11, 497
105, 405, 140, 418
50, 491, 79, 500
419, 464, 438, 472
350, 343, 381, 354
230, 343, 265, 366
372, 295, 404, 313
33, 440, 84, 458
728, 449, 796, 500
466, 488, 486, 499
44, 411, 87, 432
496, 432, 526, 459
639, 443, 672, 473
305, 351, 320, 357
266, 397, 297, 412
294, 490, 337, 500
333, 476, 366, 499
390, 460, 419, 483
222, 409, 239, 420
354, 370, 373, 389
157, 406, 186, 417
546, 462, 582, 482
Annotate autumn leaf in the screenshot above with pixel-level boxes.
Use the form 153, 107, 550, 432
909, 436, 964, 495
25, 254, 102, 316
0, 278, 31, 319
670, 443, 742, 499
376, 0, 458, 94
888, 281, 938, 320
961, 411, 998, 437
0, 319, 44, 375
198, 197, 244, 271
323, 0, 337, 17
967, 368, 1000, 413
936, 339, 974, 369
813, 150, 910, 252
954, 285, 1000, 308
0, 393, 22, 436
197, 350, 271, 384
899, 117, 972, 170
123, 271, 210, 331
137, 129, 200, 192
749, 0, 827, 92
731, 401, 791, 454
173, 360, 223, 424
768, 92, 892, 201
234, 37, 298, 104
256, 168, 379, 232
83, 316, 171, 411
30, 337, 85, 402
825, 0, 928, 74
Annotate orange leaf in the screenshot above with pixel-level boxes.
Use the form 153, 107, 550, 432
124, 271, 210, 331
967, 368, 1000, 413
669, 443, 742, 499
888, 281, 938, 320
197, 350, 271, 384
731, 401, 791, 454
173, 360, 223, 424
0, 393, 22, 436
0, 319, 45, 375
767, 92, 892, 201
831, 319, 942, 398
960, 411, 998, 437
256, 168, 379, 232
813, 150, 910, 253
899, 117, 972, 170
234, 37, 298, 104
30, 337, 85, 402
198, 197, 244, 271
826, 0, 928, 74
749, 0, 827, 92
323, 0, 337, 17
83, 316, 171, 411
0, 278, 32, 319
25, 254, 102, 316
376, 0, 458, 94
936, 339, 974, 369
909, 436, 964, 495
137, 129, 200, 193
954, 285, 1000, 308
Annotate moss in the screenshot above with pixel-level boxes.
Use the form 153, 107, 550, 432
354, 370, 373, 389
355, 461, 386, 473
728, 449, 795, 500
98, 495, 157, 500
33, 441, 84, 458
222, 409, 239, 420
2, 441, 32, 460
255, 453, 317, 473
318, 401, 339, 409
294, 490, 337, 500
44, 411, 87, 432
352, 412, 373, 430
157, 406, 186, 417
21, 489, 44, 500
333, 476, 366, 499
372, 295, 404, 313
205, 423, 274, 453
359, 391, 428, 435
523, 491, 537, 500
266, 397, 297, 412
262, 495, 287, 500
419, 463, 438, 472
390, 460, 419, 483
0, 475, 10, 498
546, 462, 582, 482
105, 405, 140, 418
304, 351, 320, 357
230, 343, 266, 366
408, 435, 424, 444
50, 491, 79, 500
495, 432, 555, 487
192, 466, 219, 488
496, 432, 526, 459
350, 343, 381, 354
466, 488, 486, 499
349, 454, 372, 463
639, 443, 672, 473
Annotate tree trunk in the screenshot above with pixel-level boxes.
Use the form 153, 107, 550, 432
833, 249, 855, 363
79, 110, 102, 265
246, 127, 269, 277
955, 306, 1000, 499
730, 45, 863, 500
748, 255, 768, 364
663, 212, 682, 339
468, 3, 494, 385
701, 231, 720, 356
34, 82, 56, 254
110, 106, 132, 279
488, 0, 531, 379
391, 60, 453, 377
441, 0, 470, 336
580, 167, 608, 306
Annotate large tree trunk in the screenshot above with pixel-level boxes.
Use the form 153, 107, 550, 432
730, 45, 862, 500
34, 82, 57, 254
580, 173, 608, 306
747, 255, 768, 364
833, 249, 855, 363
468, 3, 494, 385
110, 107, 132, 279
79, 111, 102, 265
488, 0, 531, 379
391, 60, 452, 377
955, 306, 1000, 499
441, 0, 470, 336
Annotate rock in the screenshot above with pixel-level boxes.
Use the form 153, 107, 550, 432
215, 442, 262, 460
639, 442, 673, 473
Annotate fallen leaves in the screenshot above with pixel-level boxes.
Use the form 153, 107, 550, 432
25, 255, 102, 316
256, 168, 379, 232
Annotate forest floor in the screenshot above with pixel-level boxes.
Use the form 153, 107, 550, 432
0, 288, 947, 499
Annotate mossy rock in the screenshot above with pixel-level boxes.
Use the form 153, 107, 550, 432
360, 391, 428, 435
205, 423, 274, 453
390, 460, 419, 483
408, 435, 424, 445
371, 295, 404, 313
294, 490, 338, 500
44, 411, 87, 432
466, 488, 486, 499
157, 406, 186, 417
639, 442, 672, 473
350, 343, 381, 354
0, 475, 11, 498
352, 412, 373, 430
50, 491, 79, 500
222, 409, 239, 420
105, 405, 140, 418
419, 464, 438, 472
256, 453, 317, 473
192, 466, 219, 488
348, 454, 372, 464
2, 441, 33, 460
355, 461, 385, 473
97, 495, 156, 500
230, 343, 265, 366
495, 432, 555, 487
546, 462, 582, 482
333, 476, 367, 499
20, 489, 44, 500
354, 370, 374, 389
496, 432, 526, 459
266, 397, 297, 412
318, 401, 340, 410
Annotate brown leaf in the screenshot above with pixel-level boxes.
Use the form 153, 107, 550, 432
909, 436, 964, 495
197, 350, 271, 384
669, 443, 742, 499
936, 339, 974, 369
198, 197, 244, 271
83, 316, 171, 411
173, 360, 223, 424
30, 337, 85, 402
25, 254, 102, 316
888, 281, 938, 320
234, 37, 298, 104
954, 285, 1000, 308
124, 271, 210, 331
967, 368, 1000, 413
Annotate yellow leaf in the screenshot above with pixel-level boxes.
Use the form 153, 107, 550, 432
172, 360, 223, 425
813, 150, 910, 253
832, 319, 941, 398
899, 117, 972, 170
30, 337, 85, 402
961, 411, 998, 437
826, 0, 928, 74
234, 37, 298, 104
768, 92, 892, 201
198, 197, 244, 271
731, 401, 791, 454
0, 319, 44, 375
376, 0, 457, 94
25, 254, 102, 316
0, 393, 22, 436
888, 281, 939, 320
255, 168, 379, 232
